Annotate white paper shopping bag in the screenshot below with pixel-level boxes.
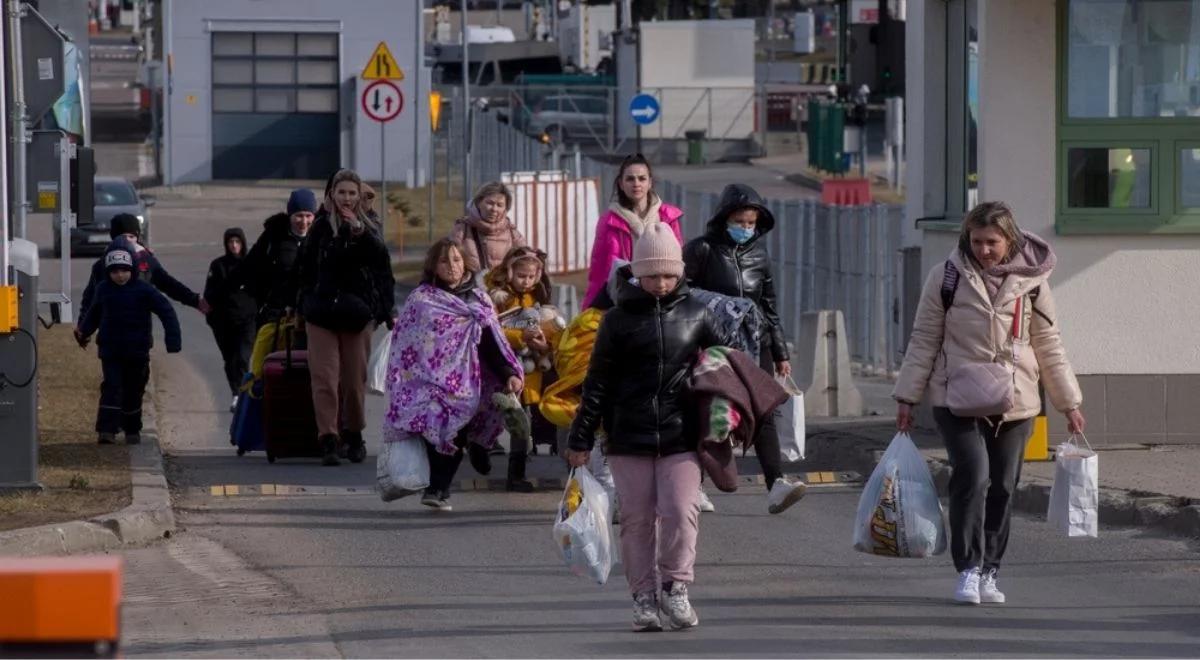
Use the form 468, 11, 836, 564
1047, 435, 1099, 538
776, 376, 805, 462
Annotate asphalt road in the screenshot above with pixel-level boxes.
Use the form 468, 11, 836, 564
41, 143, 1200, 658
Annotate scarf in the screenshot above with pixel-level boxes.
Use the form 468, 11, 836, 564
465, 204, 519, 270
608, 192, 664, 238
974, 232, 1058, 302
383, 283, 523, 455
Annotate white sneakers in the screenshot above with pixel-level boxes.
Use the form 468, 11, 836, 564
979, 569, 1006, 603
230, 395, 238, 413
767, 478, 807, 514
659, 582, 699, 630
954, 568, 981, 604
631, 592, 661, 632
697, 489, 716, 513
955, 567, 1007, 604
420, 493, 452, 511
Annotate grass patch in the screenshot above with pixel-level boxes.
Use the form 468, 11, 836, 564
379, 183, 466, 256
0, 326, 131, 531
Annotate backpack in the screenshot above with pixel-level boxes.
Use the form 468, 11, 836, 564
940, 260, 1052, 326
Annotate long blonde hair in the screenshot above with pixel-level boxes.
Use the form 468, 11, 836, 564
324, 169, 380, 234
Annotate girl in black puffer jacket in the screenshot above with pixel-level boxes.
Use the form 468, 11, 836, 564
682, 183, 806, 516
567, 224, 724, 633
296, 169, 396, 466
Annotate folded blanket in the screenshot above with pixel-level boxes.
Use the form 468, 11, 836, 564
689, 288, 765, 357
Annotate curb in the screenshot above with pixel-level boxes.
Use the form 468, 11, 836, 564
0, 378, 175, 557
923, 457, 1200, 540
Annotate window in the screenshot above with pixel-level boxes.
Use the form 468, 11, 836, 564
1058, 0, 1200, 233
211, 32, 339, 115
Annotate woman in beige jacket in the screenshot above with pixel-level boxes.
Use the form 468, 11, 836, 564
893, 201, 1086, 606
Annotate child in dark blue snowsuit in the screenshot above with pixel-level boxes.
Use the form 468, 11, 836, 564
77, 248, 183, 445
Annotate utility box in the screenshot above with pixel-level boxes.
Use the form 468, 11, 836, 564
0, 240, 41, 492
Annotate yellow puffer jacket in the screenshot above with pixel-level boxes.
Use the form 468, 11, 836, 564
539, 307, 604, 428
892, 240, 1082, 421
492, 289, 563, 406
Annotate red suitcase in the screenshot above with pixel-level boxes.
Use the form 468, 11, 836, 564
262, 346, 322, 463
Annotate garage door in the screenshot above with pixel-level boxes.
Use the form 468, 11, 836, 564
211, 32, 340, 180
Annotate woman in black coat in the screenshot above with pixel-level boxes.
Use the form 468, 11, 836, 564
682, 183, 806, 515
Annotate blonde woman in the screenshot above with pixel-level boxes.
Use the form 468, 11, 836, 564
893, 201, 1085, 606
297, 169, 396, 466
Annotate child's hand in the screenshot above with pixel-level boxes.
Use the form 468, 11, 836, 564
566, 449, 590, 468
505, 376, 523, 394
73, 328, 89, 349
527, 333, 549, 352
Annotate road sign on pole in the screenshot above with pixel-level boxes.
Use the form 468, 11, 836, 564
361, 80, 403, 123
629, 93, 660, 125
361, 42, 404, 80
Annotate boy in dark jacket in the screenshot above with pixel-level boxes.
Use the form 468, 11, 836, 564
204, 228, 259, 410
78, 248, 182, 445
681, 183, 806, 515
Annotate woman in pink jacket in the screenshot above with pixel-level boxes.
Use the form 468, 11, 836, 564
581, 154, 684, 309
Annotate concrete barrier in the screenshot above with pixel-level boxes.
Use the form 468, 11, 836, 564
794, 310, 864, 417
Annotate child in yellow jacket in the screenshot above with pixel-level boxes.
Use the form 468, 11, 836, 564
486, 246, 566, 490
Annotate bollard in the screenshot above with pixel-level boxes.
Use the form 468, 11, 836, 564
793, 310, 864, 417
1024, 385, 1050, 461
0, 556, 122, 658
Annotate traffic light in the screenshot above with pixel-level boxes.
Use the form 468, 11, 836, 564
70, 145, 94, 224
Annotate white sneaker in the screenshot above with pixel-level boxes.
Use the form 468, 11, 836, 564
230, 394, 238, 413
421, 493, 452, 511
697, 489, 716, 513
659, 582, 699, 630
954, 568, 981, 605
766, 478, 807, 514
979, 569, 1006, 604
631, 591, 662, 632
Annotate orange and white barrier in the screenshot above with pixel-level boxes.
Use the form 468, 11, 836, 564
502, 171, 602, 275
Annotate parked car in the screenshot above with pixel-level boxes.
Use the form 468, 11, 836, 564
526, 94, 610, 142
56, 177, 154, 257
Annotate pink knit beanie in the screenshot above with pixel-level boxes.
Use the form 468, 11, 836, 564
631, 223, 684, 278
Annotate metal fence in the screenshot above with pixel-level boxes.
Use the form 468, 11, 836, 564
447, 110, 906, 374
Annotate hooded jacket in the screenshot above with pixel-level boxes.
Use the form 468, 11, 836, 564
568, 264, 726, 457
297, 210, 396, 333
203, 228, 258, 326
227, 213, 307, 320
448, 203, 528, 275
581, 195, 683, 309
78, 237, 200, 324
79, 277, 182, 360
892, 232, 1082, 421
682, 183, 789, 362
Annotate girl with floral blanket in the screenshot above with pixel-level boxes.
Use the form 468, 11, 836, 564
383, 238, 524, 511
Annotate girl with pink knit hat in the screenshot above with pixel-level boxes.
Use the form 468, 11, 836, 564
566, 223, 727, 632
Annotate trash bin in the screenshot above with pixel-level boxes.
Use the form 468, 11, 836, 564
685, 130, 706, 165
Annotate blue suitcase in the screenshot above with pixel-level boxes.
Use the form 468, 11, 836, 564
230, 380, 266, 456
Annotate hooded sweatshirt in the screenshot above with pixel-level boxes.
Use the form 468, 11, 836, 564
448, 203, 528, 275
204, 227, 259, 326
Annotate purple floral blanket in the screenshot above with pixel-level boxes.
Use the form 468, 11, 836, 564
383, 283, 523, 454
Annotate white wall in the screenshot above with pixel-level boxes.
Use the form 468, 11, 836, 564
165, 0, 430, 184
974, 0, 1200, 375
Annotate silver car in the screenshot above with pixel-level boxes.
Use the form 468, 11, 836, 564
526, 95, 610, 142
58, 177, 154, 256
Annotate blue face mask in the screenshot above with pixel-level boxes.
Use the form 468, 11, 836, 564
727, 225, 755, 244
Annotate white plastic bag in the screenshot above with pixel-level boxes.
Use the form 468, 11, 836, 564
1047, 435, 1098, 538
553, 466, 616, 584
376, 434, 430, 502
776, 376, 806, 461
367, 330, 393, 396
853, 432, 947, 558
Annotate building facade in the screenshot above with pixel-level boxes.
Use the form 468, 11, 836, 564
162, 0, 429, 183
906, 0, 1200, 446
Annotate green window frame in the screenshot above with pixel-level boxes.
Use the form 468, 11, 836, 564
1056, 0, 1200, 234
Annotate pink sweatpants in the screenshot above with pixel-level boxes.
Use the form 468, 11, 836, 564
608, 452, 702, 595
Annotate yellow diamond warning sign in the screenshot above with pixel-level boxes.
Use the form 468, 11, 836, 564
361, 42, 403, 80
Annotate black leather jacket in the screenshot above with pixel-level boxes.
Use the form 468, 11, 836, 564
682, 183, 789, 362
568, 267, 725, 457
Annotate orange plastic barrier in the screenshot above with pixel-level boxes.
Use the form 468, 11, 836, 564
0, 556, 122, 644
821, 178, 872, 206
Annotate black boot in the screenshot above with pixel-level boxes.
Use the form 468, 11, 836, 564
467, 442, 492, 476
342, 430, 367, 463
320, 433, 340, 466
506, 452, 535, 492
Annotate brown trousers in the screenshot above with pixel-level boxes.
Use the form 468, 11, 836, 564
306, 324, 373, 436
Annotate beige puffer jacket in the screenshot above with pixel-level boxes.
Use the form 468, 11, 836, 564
892, 233, 1082, 421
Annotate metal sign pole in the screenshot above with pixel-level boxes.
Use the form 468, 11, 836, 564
380, 121, 386, 222
0, 5, 9, 288
461, 0, 471, 202
7, 0, 29, 239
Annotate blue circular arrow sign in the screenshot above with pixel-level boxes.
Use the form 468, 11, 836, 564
629, 94, 660, 125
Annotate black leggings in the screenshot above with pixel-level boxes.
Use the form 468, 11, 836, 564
934, 407, 1033, 574
754, 349, 784, 486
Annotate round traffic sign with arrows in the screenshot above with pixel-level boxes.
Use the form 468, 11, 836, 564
362, 80, 403, 123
